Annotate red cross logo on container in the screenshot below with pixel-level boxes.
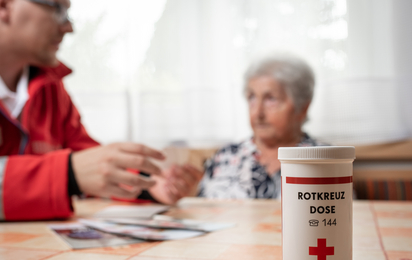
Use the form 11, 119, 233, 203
309, 238, 334, 260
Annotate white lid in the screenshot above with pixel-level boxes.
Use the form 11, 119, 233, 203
278, 146, 355, 160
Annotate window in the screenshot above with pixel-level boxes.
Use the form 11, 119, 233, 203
59, 0, 412, 147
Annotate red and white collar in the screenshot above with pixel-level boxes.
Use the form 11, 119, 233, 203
0, 67, 29, 118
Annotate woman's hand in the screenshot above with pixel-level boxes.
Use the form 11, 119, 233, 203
149, 164, 203, 205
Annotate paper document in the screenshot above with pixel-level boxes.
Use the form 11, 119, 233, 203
103, 215, 236, 232
48, 223, 143, 249
151, 146, 189, 170
79, 219, 205, 241
93, 205, 170, 219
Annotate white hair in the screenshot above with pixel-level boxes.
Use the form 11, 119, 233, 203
244, 54, 315, 113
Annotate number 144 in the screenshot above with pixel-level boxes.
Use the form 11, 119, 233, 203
322, 219, 337, 226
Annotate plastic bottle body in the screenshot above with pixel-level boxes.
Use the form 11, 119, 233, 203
279, 147, 354, 260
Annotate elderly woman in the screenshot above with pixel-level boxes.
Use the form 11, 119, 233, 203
197, 54, 326, 199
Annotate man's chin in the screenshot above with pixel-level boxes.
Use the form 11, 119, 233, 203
31, 53, 59, 68
48, 58, 60, 67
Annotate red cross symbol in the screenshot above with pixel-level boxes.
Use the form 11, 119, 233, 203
309, 238, 334, 260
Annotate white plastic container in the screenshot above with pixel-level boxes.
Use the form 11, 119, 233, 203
279, 146, 355, 260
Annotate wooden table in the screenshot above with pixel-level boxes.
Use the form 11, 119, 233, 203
0, 198, 411, 260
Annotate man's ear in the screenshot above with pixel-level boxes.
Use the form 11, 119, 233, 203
0, 0, 12, 24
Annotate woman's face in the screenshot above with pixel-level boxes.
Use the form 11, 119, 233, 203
246, 75, 306, 145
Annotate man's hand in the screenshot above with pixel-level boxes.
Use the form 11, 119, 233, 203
149, 164, 203, 205
72, 143, 165, 199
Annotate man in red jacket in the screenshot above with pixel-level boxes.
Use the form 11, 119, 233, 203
0, 0, 201, 220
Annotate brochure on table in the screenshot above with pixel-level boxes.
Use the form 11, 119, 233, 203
48, 223, 144, 249
103, 215, 236, 232
79, 219, 205, 241
93, 205, 170, 219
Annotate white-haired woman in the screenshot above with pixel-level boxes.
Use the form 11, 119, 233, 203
197, 54, 326, 199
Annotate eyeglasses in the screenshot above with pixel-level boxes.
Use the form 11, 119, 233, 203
26, 0, 71, 25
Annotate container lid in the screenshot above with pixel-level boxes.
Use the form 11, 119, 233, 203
278, 146, 355, 160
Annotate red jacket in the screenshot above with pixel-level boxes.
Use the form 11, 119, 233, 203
0, 63, 99, 220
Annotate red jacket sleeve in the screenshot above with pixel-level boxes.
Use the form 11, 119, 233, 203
1, 149, 73, 220
0, 64, 100, 221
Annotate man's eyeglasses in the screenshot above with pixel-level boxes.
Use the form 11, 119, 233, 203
26, 0, 71, 25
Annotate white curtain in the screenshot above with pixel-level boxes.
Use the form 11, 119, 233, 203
59, 0, 167, 144
306, 0, 412, 145
58, 0, 412, 147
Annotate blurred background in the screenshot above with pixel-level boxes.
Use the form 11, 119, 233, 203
58, 0, 412, 149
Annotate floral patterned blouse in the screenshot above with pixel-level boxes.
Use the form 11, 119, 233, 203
198, 133, 327, 199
